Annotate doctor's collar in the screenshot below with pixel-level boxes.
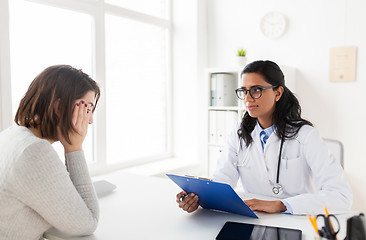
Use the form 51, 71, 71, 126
256, 121, 275, 135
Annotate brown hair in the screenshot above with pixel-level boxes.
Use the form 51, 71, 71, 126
15, 65, 100, 144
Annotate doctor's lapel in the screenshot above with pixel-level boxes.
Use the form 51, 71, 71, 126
252, 128, 264, 157
265, 133, 281, 153
251, 129, 272, 180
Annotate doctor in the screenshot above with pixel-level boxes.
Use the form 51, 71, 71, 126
176, 60, 353, 215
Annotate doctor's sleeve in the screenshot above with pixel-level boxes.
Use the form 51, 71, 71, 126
212, 126, 240, 189
284, 127, 353, 215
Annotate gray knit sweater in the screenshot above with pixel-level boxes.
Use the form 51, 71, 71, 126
0, 125, 99, 240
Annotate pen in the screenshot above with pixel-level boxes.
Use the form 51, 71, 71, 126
307, 214, 320, 239
324, 207, 338, 240
179, 194, 187, 202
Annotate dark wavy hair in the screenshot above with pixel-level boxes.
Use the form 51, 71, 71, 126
238, 60, 312, 147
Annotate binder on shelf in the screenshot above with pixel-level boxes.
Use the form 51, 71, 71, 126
210, 74, 217, 106
225, 111, 238, 138
210, 73, 236, 107
216, 111, 226, 145
209, 111, 217, 144
208, 110, 238, 146
215, 73, 236, 107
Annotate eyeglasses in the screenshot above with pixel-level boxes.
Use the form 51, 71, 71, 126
235, 86, 278, 100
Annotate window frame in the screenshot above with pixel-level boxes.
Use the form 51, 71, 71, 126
0, 0, 12, 131
0, 0, 173, 175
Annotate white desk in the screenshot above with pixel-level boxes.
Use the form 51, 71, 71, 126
45, 170, 354, 240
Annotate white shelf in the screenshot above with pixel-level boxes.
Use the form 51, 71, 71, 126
208, 143, 224, 147
208, 106, 245, 111
205, 66, 243, 74
206, 68, 243, 176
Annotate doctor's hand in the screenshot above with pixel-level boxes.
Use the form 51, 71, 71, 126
176, 191, 199, 213
244, 199, 287, 213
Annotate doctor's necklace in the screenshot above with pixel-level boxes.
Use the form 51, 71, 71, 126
272, 136, 285, 195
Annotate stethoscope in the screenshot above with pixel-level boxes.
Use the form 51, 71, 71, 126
272, 136, 285, 195
233, 136, 285, 195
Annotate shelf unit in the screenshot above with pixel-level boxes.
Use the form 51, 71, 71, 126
204, 65, 296, 176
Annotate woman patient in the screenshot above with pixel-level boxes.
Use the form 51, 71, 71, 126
0, 65, 100, 239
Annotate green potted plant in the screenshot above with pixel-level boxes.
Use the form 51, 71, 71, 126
236, 48, 247, 66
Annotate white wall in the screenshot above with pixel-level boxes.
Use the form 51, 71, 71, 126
172, 0, 206, 168
205, 0, 366, 212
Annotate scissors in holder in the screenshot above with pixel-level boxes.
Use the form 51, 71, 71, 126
316, 214, 340, 240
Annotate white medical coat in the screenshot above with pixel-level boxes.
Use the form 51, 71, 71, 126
213, 124, 353, 215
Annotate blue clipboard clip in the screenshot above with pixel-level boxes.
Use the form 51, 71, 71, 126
167, 174, 258, 218
184, 175, 213, 181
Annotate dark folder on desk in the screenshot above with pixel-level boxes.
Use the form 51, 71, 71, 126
166, 174, 258, 218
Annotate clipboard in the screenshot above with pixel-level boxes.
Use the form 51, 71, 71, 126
166, 174, 258, 218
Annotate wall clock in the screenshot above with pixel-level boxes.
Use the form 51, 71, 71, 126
260, 12, 287, 39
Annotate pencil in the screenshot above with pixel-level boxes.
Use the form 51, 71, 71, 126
324, 207, 329, 216
324, 206, 337, 240
307, 214, 319, 239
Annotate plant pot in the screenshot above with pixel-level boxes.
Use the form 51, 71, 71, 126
237, 56, 247, 67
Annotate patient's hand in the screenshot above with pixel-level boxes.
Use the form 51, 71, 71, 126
176, 191, 199, 213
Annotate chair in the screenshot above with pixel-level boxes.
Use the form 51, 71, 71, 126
323, 138, 344, 168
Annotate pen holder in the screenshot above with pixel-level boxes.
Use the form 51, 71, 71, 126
314, 231, 336, 240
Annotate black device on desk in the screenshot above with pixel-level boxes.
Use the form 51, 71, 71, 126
216, 221, 302, 240
346, 213, 366, 240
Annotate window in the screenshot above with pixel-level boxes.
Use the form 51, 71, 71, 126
105, 14, 169, 164
105, 0, 168, 19
6, 0, 172, 172
9, 0, 95, 163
